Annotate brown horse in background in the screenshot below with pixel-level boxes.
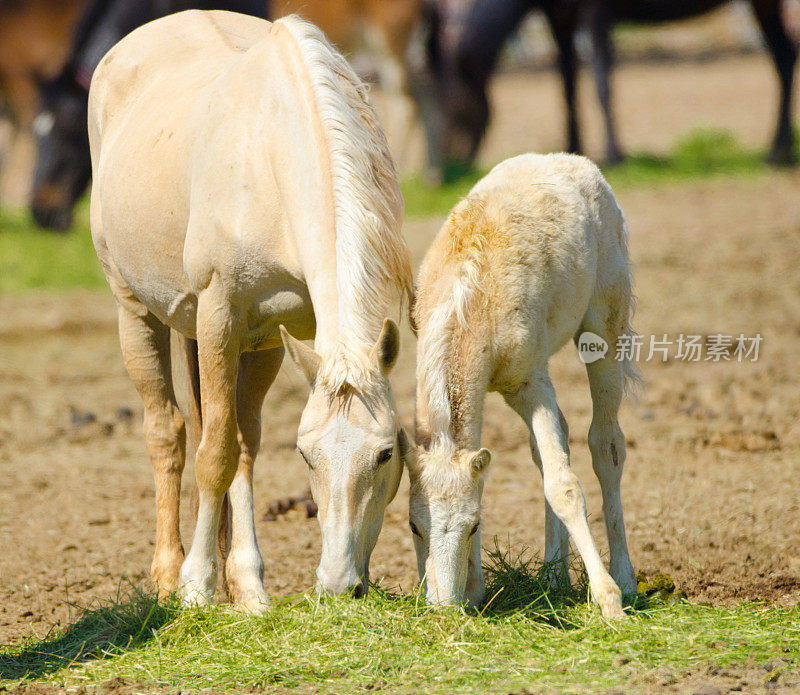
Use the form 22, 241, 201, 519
275, 0, 442, 176
0, 0, 88, 206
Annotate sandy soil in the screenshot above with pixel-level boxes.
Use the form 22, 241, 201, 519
1, 53, 800, 693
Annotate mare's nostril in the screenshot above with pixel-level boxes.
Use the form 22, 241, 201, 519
351, 583, 365, 599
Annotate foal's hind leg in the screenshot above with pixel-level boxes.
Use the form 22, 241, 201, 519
117, 303, 186, 594
511, 371, 623, 618
223, 347, 284, 612
580, 327, 637, 595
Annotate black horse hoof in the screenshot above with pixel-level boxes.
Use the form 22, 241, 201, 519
766, 147, 797, 167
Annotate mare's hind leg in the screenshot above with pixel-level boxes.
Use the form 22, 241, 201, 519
509, 371, 624, 618
117, 302, 186, 594
224, 347, 284, 612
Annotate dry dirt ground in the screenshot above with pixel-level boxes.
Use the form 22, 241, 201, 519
1, 52, 800, 691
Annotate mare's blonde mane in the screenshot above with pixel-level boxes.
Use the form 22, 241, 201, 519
279, 16, 412, 390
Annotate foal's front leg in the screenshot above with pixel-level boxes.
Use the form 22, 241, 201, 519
505, 393, 571, 588
180, 293, 242, 606
517, 371, 624, 618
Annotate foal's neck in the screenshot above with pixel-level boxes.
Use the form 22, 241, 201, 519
419, 322, 492, 452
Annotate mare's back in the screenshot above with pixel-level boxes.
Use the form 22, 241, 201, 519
90, 11, 268, 138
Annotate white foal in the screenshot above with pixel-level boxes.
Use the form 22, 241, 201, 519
409, 153, 639, 619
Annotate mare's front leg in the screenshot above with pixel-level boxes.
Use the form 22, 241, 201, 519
116, 303, 186, 594
515, 371, 624, 619
180, 288, 242, 606
223, 347, 284, 612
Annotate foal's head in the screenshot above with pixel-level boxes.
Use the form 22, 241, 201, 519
407, 445, 491, 607
280, 320, 407, 598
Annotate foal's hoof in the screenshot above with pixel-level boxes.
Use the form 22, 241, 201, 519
594, 581, 626, 619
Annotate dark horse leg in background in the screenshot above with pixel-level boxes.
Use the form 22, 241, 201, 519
444, 0, 535, 171
586, 0, 796, 166
542, 2, 582, 156
750, 0, 797, 164
584, 1, 624, 164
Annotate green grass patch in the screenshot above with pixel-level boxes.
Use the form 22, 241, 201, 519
2, 548, 798, 693
0, 199, 105, 293
401, 128, 776, 219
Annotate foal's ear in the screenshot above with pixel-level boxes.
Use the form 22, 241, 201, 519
397, 427, 417, 469
279, 325, 321, 384
469, 448, 491, 477
370, 318, 400, 375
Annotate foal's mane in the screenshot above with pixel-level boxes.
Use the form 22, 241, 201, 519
414, 197, 494, 448
278, 16, 412, 387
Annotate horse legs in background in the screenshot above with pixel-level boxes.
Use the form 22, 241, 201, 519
117, 303, 187, 595
750, 0, 797, 165
223, 347, 284, 611
544, 3, 582, 156
586, 2, 624, 165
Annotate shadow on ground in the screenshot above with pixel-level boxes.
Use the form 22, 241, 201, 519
0, 586, 178, 681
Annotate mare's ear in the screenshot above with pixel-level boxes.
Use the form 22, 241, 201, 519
370, 318, 400, 375
469, 448, 491, 477
279, 325, 320, 384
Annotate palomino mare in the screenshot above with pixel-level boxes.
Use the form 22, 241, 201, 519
441, 0, 796, 173
409, 153, 638, 618
89, 11, 413, 609
30, 0, 267, 230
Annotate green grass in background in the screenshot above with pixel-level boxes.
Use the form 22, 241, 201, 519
0, 199, 104, 293
401, 128, 774, 219
0, 128, 784, 293
1, 550, 798, 693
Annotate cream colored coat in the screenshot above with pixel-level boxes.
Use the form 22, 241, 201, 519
89, 11, 412, 609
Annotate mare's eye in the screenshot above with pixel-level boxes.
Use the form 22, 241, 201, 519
376, 447, 394, 465
409, 521, 423, 538
297, 447, 312, 468
469, 523, 480, 537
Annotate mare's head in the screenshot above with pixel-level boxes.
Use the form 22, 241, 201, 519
31, 71, 91, 231
407, 444, 490, 607
280, 320, 408, 598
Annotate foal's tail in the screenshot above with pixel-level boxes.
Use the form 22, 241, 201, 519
170, 331, 232, 573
